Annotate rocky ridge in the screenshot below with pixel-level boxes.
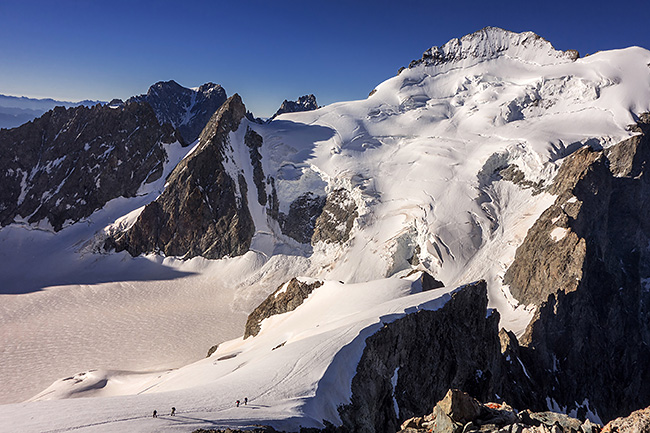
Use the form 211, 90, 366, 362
0, 101, 179, 231
107, 94, 255, 259
244, 127, 268, 206
271, 94, 319, 119
502, 114, 650, 421
129, 80, 227, 143
602, 406, 650, 433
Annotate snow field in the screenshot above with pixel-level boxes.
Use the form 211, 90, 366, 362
1, 274, 455, 432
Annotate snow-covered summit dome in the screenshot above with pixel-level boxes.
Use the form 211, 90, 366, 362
408, 27, 579, 70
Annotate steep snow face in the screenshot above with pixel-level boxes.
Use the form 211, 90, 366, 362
262, 28, 650, 330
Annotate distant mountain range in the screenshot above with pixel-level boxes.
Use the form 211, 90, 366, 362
0, 94, 102, 129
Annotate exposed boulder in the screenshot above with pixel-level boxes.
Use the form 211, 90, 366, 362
602, 406, 650, 433
244, 278, 323, 339
271, 94, 319, 119
129, 80, 227, 143
437, 389, 482, 425
0, 101, 178, 231
108, 94, 255, 260
397, 391, 601, 433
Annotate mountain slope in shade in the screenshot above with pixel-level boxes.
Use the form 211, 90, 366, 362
0, 101, 180, 231
109, 94, 256, 259
128, 80, 228, 144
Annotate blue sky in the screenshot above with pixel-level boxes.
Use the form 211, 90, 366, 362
1, 0, 649, 117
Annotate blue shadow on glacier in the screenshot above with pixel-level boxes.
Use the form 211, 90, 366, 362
0, 251, 196, 294
261, 119, 336, 162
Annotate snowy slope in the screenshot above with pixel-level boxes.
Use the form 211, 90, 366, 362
1, 274, 455, 433
2, 27, 650, 431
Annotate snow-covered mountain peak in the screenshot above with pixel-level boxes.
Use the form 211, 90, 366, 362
408, 27, 579, 71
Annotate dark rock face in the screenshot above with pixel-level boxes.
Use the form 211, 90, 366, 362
504, 116, 650, 422
244, 278, 323, 339
271, 94, 319, 119
420, 271, 445, 291
129, 80, 227, 144
109, 94, 255, 260
244, 127, 267, 206
279, 193, 326, 244
267, 176, 280, 221
312, 189, 358, 244
0, 102, 177, 231
338, 281, 505, 433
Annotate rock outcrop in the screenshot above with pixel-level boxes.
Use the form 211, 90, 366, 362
271, 94, 319, 119
129, 80, 227, 143
0, 101, 178, 230
108, 94, 255, 260
312, 189, 358, 244
244, 127, 267, 206
278, 193, 327, 244
397, 389, 601, 433
244, 278, 323, 339
602, 406, 650, 433
503, 114, 650, 421
338, 281, 505, 433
